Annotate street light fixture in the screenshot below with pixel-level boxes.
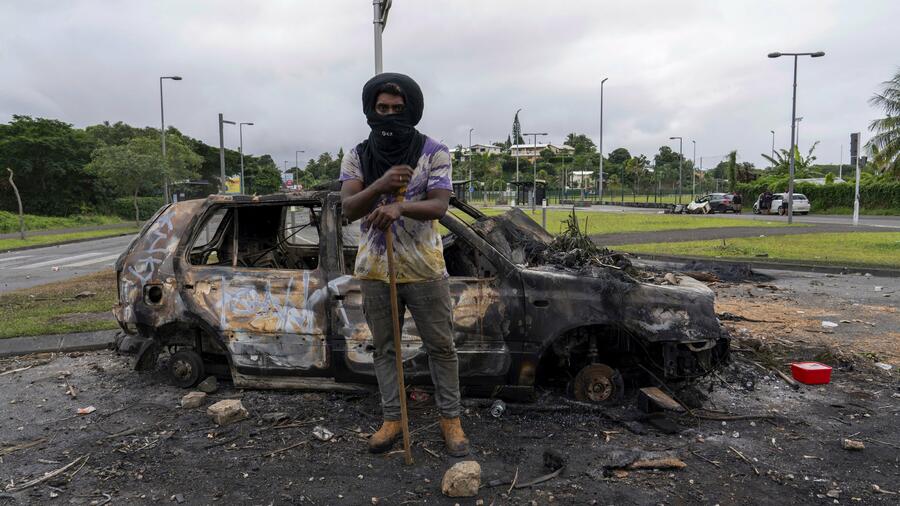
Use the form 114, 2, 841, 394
770, 130, 776, 164
238, 122, 254, 194
513, 108, 522, 185
599, 77, 608, 203
218, 114, 235, 193
768, 50, 825, 223
523, 132, 548, 211
159, 76, 182, 203
669, 136, 683, 204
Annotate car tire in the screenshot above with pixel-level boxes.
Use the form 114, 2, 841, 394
168, 349, 205, 388
571, 363, 625, 405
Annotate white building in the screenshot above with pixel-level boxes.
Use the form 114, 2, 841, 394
510, 143, 575, 160
461, 143, 503, 159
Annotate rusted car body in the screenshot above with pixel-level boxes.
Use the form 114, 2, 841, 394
114, 192, 728, 400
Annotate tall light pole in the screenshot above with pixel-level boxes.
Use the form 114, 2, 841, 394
795, 116, 804, 153
238, 122, 254, 194
523, 132, 548, 211
669, 136, 683, 204
691, 140, 696, 199
599, 77, 608, 203
768, 50, 825, 224
468, 127, 474, 193
770, 129, 776, 164
159, 75, 182, 203
218, 114, 235, 193
372, 0, 390, 74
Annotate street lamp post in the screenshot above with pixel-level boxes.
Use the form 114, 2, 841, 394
599, 77, 608, 203
691, 140, 696, 199
468, 127, 474, 197
669, 136, 683, 204
795, 116, 804, 154
770, 130, 776, 164
218, 113, 236, 193
768, 50, 825, 224
159, 75, 182, 203
523, 132, 548, 211
238, 122, 254, 194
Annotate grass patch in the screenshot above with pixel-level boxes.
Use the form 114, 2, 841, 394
0, 270, 119, 339
459, 208, 797, 236
618, 232, 900, 269
811, 206, 900, 216
0, 227, 139, 251
0, 211, 124, 234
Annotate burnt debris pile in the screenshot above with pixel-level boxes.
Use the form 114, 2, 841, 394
530, 211, 632, 271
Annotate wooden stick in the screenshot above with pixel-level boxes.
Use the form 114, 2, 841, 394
386, 191, 413, 466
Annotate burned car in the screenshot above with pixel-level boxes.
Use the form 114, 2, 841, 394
114, 192, 728, 403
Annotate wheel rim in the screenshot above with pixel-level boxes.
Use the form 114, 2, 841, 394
172, 359, 194, 382
574, 364, 618, 402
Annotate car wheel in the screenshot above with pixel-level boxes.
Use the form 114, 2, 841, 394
168, 349, 205, 388
572, 363, 625, 404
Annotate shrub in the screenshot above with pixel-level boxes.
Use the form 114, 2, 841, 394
735, 181, 900, 212
108, 197, 166, 221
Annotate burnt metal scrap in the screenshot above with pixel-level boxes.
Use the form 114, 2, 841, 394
113, 191, 728, 400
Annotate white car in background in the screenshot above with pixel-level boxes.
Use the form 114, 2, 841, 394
753, 192, 811, 215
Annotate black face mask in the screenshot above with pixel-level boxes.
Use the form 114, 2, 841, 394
356, 73, 426, 187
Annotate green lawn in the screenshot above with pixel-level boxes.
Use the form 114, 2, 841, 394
464, 208, 796, 236
619, 232, 900, 269
0, 211, 124, 234
0, 227, 139, 251
0, 270, 119, 339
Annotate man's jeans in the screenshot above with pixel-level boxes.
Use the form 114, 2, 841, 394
361, 278, 461, 420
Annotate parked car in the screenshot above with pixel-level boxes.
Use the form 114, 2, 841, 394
685, 193, 739, 214
114, 192, 728, 403
753, 192, 811, 215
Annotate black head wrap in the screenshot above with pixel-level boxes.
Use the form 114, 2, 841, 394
355, 73, 427, 187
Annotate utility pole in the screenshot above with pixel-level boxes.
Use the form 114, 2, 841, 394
239, 122, 254, 194
599, 77, 608, 203
839, 144, 843, 181
159, 75, 182, 203
768, 50, 825, 224
295, 150, 305, 187
523, 132, 548, 211
691, 140, 696, 199
770, 130, 776, 163
218, 113, 235, 193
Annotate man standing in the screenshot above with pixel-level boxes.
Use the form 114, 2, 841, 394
339, 73, 469, 457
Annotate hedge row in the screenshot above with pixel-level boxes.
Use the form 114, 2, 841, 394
735, 181, 900, 211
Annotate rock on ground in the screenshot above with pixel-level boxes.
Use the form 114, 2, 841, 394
441, 460, 481, 498
207, 399, 248, 425
197, 376, 218, 394
181, 391, 207, 409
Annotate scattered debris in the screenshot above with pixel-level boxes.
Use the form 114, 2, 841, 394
441, 460, 481, 497
874, 286, 883, 292
821, 321, 839, 328
408, 388, 430, 402
76, 406, 96, 415
312, 426, 334, 442
664, 272, 679, 285
206, 399, 248, 426
197, 376, 218, 394
871, 484, 897, 495
682, 271, 719, 283
594, 447, 686, 473
0, 365, 33, 376
873, 362, 893, 371
261, 412, 289, 424
181, 391, 207, 409
841, 439, 865, 451
637, 387, 685, 413
74, 291, 96, 299
0, 438, 47, 457
5, 455, 89, 492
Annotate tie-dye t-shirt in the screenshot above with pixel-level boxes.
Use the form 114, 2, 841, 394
339, 136, 453, 283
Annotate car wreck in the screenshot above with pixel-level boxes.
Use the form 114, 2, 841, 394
113, 191, 728, 403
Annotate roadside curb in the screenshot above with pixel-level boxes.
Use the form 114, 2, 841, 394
0, 330, 119, 358
0, 231, 136, 253
629, 252, 900, 278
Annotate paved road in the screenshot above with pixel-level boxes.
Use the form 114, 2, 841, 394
0, 234, 136, 292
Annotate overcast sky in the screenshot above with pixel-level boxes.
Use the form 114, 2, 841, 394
2, 0, 898, 170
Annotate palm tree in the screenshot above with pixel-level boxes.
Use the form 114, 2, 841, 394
867, 69, 900, 178
761, 141, 820, 177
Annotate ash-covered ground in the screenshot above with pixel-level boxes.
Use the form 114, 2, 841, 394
1, 269, 898, 505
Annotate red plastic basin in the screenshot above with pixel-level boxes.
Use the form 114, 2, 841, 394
790, 362, 832, 385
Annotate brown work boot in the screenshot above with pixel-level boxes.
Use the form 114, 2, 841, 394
368, 420, 402, 454
440, 417, 470, 457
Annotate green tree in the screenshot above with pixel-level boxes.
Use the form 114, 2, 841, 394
564, 133, 597, 154
725, 151, 737, 192
608, 148, 631, 165
866, 68, 900, 178
85, 134, 201, 225
761, 142, 820, 177
512, 112, 524, 145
